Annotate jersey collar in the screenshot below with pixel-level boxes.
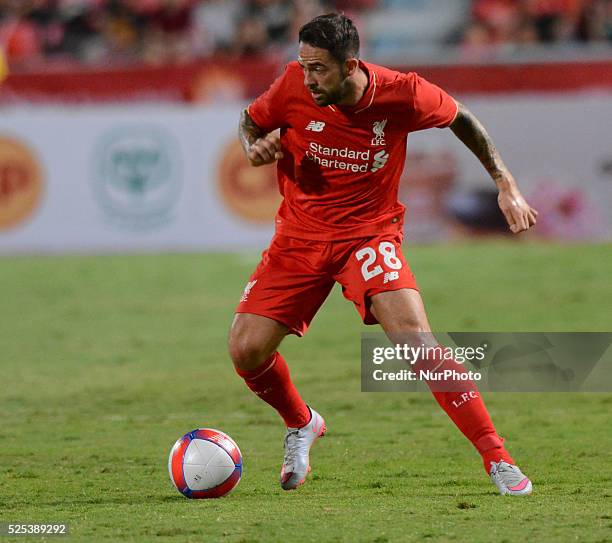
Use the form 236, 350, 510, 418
329, 61, 377, 115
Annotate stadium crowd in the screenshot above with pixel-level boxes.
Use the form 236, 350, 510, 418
0, 0, 610, 68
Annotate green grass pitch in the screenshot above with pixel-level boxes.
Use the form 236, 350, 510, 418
1, 242, 611, 542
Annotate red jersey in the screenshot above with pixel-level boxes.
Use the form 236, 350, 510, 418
247, 60, 458, 241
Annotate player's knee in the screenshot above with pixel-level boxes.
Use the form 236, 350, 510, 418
229, 341, 270, 371
383, 316, 430, 336
395, 319, 429, 334
380, 318, 433, 348
228, 328, 272, 371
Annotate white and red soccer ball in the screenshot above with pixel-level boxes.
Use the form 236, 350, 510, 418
168, 428, 242, 499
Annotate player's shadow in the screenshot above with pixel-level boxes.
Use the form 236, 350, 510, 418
36, 495, 187, 507
292, 155, 331, 195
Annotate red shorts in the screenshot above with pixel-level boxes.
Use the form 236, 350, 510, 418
236, 232, 418, 336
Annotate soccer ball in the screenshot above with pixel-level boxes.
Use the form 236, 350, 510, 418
168, 428, 242, 499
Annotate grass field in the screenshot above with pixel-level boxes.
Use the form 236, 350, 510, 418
1, 242, 611, 542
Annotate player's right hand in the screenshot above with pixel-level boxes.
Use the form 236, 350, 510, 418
247, 132, 283, 167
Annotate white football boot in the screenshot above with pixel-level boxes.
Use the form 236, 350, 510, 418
490, 460, 533, 496
280, 407, 326, 490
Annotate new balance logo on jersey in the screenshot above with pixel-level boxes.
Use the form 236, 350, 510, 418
240, 280, 257, 302
383, 271, 399, 284
371, 119, 387, 146
371, 150, 389, 173
306, 121, 326, 132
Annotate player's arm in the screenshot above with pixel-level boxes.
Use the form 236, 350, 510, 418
239, 109, 283, 167
449, 101, 538, 234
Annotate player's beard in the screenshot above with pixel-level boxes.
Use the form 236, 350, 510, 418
312, 69, 350, 107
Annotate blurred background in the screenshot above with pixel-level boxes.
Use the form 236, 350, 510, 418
0, 0, 611, 252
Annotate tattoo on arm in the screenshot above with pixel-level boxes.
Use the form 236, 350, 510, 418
239, 109, 265, 154
449, 102, 509, 182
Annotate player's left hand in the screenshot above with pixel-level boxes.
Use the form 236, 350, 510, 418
497, 181, 538, 234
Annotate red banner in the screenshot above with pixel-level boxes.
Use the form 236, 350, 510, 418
1, 58, 611, 103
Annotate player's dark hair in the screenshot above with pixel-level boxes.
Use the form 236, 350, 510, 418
298, 13, 360, 65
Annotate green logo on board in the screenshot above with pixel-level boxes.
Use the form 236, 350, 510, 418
93, 126, 181, 228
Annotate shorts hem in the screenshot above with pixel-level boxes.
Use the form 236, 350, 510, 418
234, 309, 306, 337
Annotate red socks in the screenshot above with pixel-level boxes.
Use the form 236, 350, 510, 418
415, 349, 515, 474
236, 347, 514, 474
235, 352, 311, 428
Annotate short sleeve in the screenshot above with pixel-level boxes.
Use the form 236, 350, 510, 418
247, 65, 291, 133
403, 73, 458, 132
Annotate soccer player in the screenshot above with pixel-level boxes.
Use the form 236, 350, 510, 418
231, 13, 537, 496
